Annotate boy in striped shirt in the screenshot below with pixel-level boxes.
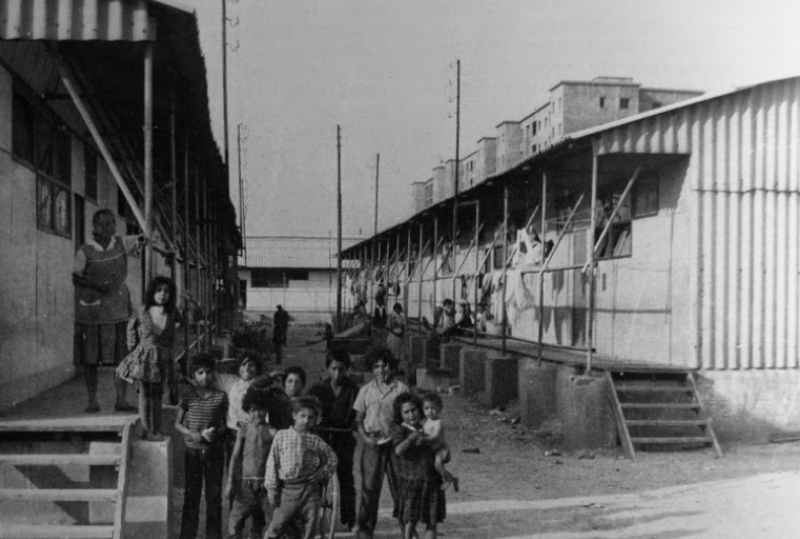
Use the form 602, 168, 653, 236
264, 396, 338, 539
175, 353, 229, 539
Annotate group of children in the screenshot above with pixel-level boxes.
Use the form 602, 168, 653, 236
115, 275, 459, 539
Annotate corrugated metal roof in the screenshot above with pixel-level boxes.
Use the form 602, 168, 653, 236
0, 0, 167, 41
242, 237, 362, 269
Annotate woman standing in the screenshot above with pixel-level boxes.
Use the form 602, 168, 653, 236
386, 303, 407, 365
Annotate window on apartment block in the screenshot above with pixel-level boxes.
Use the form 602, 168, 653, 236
620, 98, 630, 109
599, 97, 606, 109
84, 145, 98, 202
532, 122, 537, 135
633, 178, 659, 218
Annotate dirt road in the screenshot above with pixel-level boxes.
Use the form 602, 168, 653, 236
232, 321, 800, 538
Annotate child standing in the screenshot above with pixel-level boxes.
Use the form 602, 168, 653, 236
421, 393, 459, 492
391, 393, 446, 539
225, 387, 277, 539
175, 354, 229, 539
116, 276, 179, 441
263, 396, 338, 539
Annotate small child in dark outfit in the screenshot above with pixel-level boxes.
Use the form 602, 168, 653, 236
225, 387, 277, 539
175, 353, 229, 539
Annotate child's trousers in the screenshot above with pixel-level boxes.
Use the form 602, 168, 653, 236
228, 479, 273, 539
264, 482, 321, 539
180, 446, 224, 539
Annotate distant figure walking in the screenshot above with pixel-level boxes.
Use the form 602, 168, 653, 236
273, 305, 290, 364
73, 209, 142, 414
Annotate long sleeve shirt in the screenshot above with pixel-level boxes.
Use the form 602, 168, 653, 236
264, 427, 337, 502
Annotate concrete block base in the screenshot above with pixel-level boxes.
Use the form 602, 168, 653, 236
484, 356, 519, 409
518, 359, 558, 429
440, 343, 462, 376
416, 368, 452, 392
556, 369, 615, 450
125, 437, 173, 539
459, 349, 487, 396
409, 335, 426, 367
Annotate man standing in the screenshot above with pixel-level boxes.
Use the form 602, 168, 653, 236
73, 209, 141, 413
272, 305, 290, 364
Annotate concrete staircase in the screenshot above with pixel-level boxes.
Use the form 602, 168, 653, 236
0, 422, 132, 539
606, 370, 723, 459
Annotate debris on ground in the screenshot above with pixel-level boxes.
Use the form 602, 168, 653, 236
577, 450, 596, 460
545, 449, 562, 457
462, 447, 481, 454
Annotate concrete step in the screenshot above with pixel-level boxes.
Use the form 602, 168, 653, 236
626, 419, 708, 426
621, 402, 699, 409
0, 488, 118, 502
615, 386, 692, 393
630, 436, 713, 444
0, 454, 120, 466
0, 524, 114, 538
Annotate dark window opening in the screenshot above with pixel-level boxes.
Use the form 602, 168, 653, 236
620, 98, 630, 109
12, 92, 34, 163
599, 97, 606, 108
74, 194, 85, 250
633, 179, 659, 218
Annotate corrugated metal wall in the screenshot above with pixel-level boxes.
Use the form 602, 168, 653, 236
0, 0, 153, 41
692, 78, 800, 370
582, 77, 800, 370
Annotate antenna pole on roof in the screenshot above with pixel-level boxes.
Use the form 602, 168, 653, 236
336, 125, 343, 331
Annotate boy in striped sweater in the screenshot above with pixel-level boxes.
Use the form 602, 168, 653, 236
175, 353, 229, 539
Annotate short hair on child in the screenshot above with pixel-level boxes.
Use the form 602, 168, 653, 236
283, 366, 306, 386
393, 392, 423, 425
190, 353, 216, 375
292, 395, 322, 417
242, 386, 273, 413
237, 349, 264, 375
422, 392, 443, 411
325, 347, 351, 368
364, 345, 398, 371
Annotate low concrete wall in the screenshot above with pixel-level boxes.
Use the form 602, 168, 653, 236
416, 368, 452, 392
484, 356, 518, 409
556, 368, 616, 449
699, 369, 800, 443
518, 358, 558, 429
409, 335, 426, 367
125, 438, 173, 539
460, 349, 487, 396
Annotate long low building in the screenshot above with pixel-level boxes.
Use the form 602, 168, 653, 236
239, 236, 359, 322
344, 74, 800, 444
0, 0, 240, 410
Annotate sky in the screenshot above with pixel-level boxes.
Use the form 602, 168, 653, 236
191, 0, 800, 240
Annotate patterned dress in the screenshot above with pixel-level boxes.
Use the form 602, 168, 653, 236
116, 306, 177, 384
390, 424, 446, 525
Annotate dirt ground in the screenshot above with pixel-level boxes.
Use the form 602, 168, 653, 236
252, 325, 800, 538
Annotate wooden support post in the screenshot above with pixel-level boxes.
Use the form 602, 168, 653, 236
538, 171, 547, 363
417, 223, 424, 323
474, 200, 480, 346
169, 88, 177, 281
502, 186, 509, 355
405, 226, 411, 317
143, 41, 154, 284
183, 142, 190, 372
587, 153, 599, 372
433, 217, 439, 320
195, 169, 202, 350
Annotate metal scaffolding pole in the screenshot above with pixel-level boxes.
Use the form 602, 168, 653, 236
417, 223, 424, 323
587, 154, 598, 371
538, 172, 547, 362
501, 186, 509, 355
433, 217, 439, 321
473, 200, 480, 346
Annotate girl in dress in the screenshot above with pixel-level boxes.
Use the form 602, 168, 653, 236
117, 276, 179, 441
391, 393, 446, 539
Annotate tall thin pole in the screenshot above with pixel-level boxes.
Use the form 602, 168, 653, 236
417, 223, 423, 323
336, 125, 343, 331
169, 88, 177, 281
451, 59, 461, 302
183, 142, 190, 372
433, 217, 438, 321
473, 200, 479, 346
237, 124, 246, 266
221, 0, 230, 170
143, 42, 154, 284
374, 153, 380, 235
